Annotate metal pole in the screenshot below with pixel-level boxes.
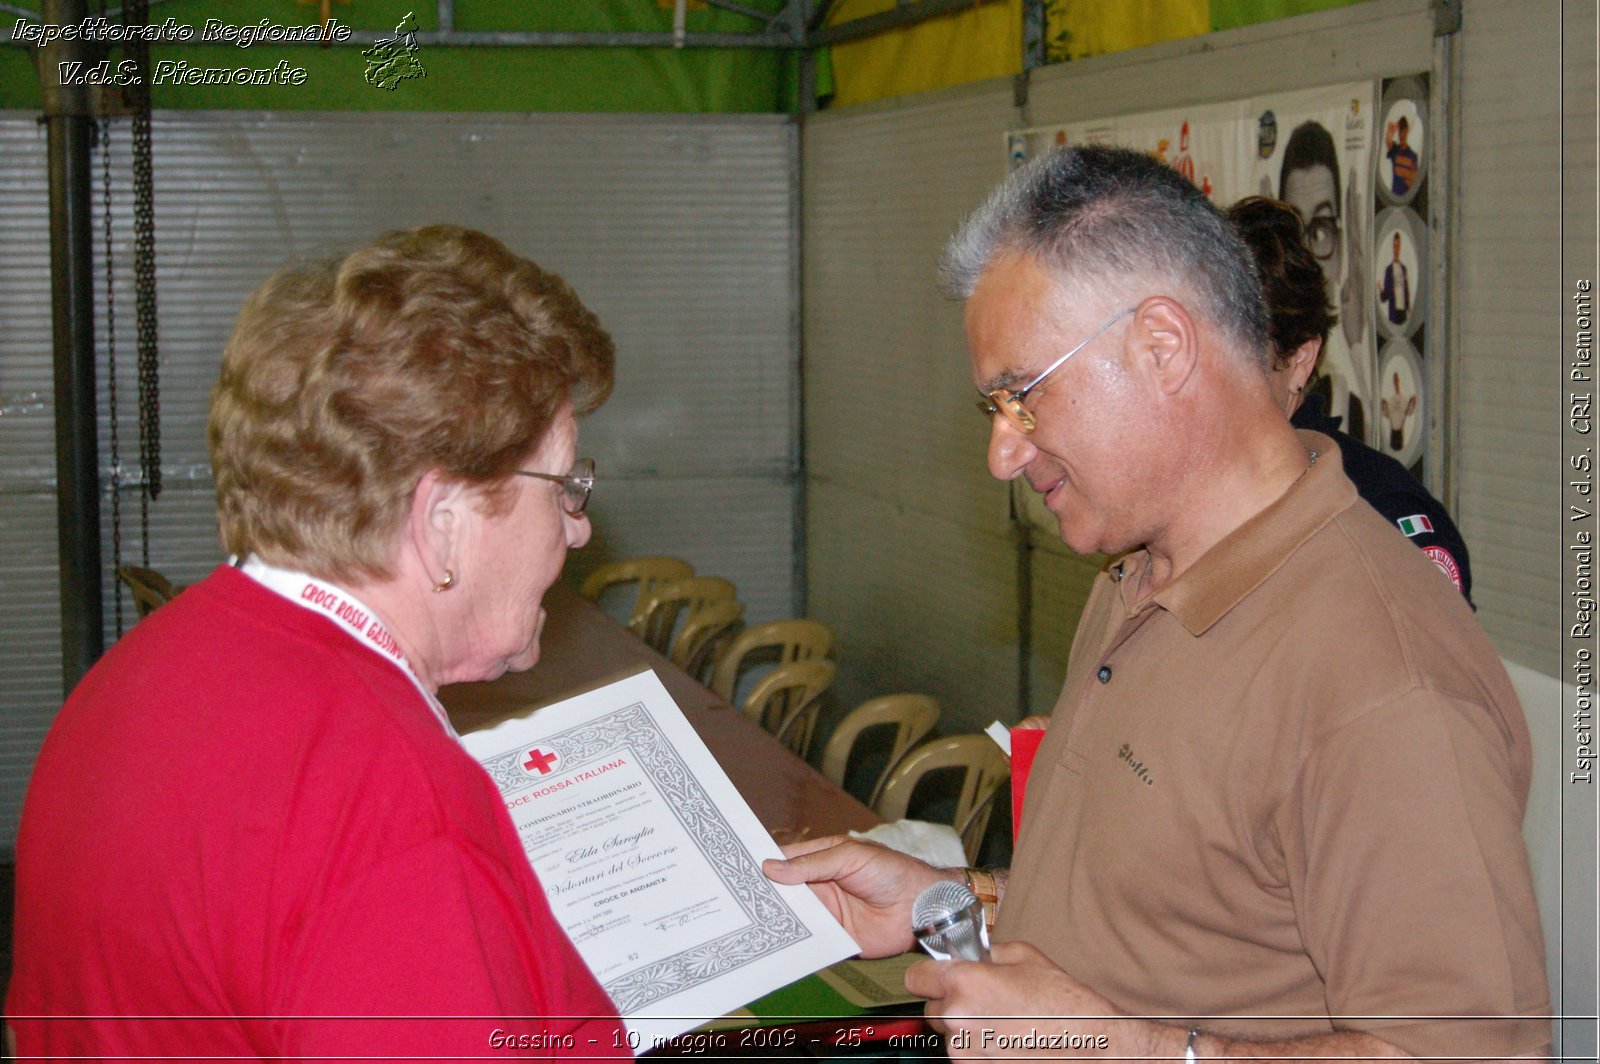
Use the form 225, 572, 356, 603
41, 0, 104, 694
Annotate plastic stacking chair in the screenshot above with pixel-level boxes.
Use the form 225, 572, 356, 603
628, 576, 737, 655
741, 659, 836, 757
874, 734, 1011, 864
116, 565, 178, 620
819, 694, 941, 807
670, 598, 745, 685
578, 556, 694, 627
709, 619, 834, 703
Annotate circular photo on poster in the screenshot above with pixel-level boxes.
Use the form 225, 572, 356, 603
1009, 134, 1030, 171
1377, 337, 1425, 468
1374, 207, 1427, 341
1378, 81, 1427, 205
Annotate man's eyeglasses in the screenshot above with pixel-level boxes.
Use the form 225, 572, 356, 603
976, 307, 1135, 435
1304, 215, 1340, 261
516, 457, 595, 517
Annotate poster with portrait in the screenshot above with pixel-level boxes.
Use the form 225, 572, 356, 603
1016, 99, 1253, 203
1062, 102, 1254, 203
1248, 85, 1378, 450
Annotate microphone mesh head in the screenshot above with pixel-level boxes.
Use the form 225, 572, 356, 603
912, 879, 979, 928
912, 880, 989, 962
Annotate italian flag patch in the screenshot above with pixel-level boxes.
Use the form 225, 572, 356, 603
1397, 514, 1434, 538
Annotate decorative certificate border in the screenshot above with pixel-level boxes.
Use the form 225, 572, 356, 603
480, 702, 812, 1014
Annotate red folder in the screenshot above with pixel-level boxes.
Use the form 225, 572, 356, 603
1009, 727, 1045, 844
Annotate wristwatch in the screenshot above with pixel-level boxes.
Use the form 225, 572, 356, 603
960, 867, 1000, 929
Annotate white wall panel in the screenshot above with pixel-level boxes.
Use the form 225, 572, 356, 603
0, 120, 64, 852
806, 481, 1016, 735
0, 495, 65, 850
0, 110, 798, 853
1456, 0, 1569, 676
802, 88, 1022, 732
570, 475, 797, 627
1026, 543, 1103, 719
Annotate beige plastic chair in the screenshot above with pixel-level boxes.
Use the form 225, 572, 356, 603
742, 659, 836, 758
670, 598, 745, 684
628, 576, 737, 654
874, 734, 1011, 864
116, 565, 178, 619
578, 556, 694, 626
819, 694, 941, 807
709, 619, 834, 703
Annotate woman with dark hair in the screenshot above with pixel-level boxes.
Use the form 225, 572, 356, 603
1228, 196, 1471, 602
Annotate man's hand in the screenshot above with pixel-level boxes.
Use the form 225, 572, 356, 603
762, 836, 954, 958
909, 942, 1428, 1062
907, 941, 1156, 1058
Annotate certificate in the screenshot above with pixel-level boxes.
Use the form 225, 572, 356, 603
461, 670, 860, 1049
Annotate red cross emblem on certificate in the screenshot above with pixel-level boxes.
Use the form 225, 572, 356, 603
523, 747, 560, 775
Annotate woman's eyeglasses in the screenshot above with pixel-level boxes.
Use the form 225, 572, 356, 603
516, 457, 595, 517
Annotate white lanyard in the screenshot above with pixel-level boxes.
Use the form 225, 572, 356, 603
239, 556, 458, 739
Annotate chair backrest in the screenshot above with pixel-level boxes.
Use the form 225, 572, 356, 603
577, 556, 694, 625
670, 598, 745, 684
709, 619, 834, 702
628, 576, 737, 654
741, 659, 836, 758
874, 734, 1011, 864
116, 565, 177, 619
819, 694, 941, 807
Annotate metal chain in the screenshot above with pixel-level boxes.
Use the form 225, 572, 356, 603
127, 0, 160, 566
101, 114, 124, 636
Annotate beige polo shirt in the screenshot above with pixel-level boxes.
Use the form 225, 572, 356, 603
997, 432, 1549, 1059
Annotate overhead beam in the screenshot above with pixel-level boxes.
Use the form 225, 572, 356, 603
807, 0, 1004, 47
701, 0, 776, 25
346, 29, 796, 48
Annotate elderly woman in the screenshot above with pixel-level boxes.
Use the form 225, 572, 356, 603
7, 227, 628, 1058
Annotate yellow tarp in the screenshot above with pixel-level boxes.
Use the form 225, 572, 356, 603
820, 0, 1371, 109
1053, 0, 1209, 62
826, 0, 1023, 108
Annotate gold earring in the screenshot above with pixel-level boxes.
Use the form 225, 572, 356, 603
432, 569, 455, 593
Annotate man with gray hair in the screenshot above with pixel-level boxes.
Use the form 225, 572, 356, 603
766, 146, 1547, 1061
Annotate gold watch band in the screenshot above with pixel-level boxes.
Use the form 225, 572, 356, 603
962, 867, 999, 929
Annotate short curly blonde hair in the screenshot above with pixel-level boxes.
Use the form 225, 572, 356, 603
209, 225, 614, 582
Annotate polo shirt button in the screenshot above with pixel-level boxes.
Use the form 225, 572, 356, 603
1096, 665, 1112, 683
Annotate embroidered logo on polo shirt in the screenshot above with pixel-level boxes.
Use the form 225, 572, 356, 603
1423, 546, 1463, 591
1117, 743, 1155, 787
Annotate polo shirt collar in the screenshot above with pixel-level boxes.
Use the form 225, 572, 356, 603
1114, 431, 1357, 636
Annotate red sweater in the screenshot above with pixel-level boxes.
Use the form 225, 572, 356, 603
8, 565, 625, 1059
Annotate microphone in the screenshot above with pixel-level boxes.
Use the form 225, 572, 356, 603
911, 879, 991, 962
